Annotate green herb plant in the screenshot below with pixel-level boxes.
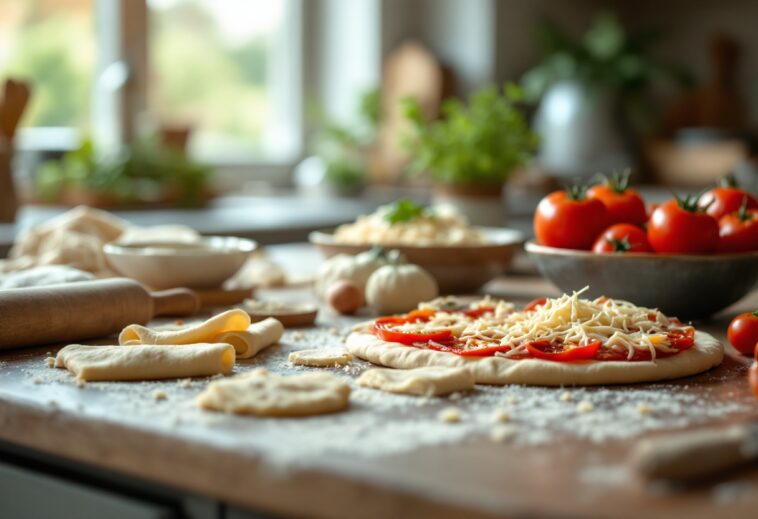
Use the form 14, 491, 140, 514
317, 89, 381, 190
36, 138, 211, 207
402, 83, 538, 186
382, 199, 430, 225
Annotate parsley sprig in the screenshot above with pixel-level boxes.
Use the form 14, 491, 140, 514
383, 199, 429, 225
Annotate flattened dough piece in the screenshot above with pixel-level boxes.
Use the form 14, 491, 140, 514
55, 343, 235, 381
216, 317, 283, 359
197, 368, 350, 416
119, 309, 250, 345
346, 331, 724, 386
357, 366, 474, 396
289, 348, 353, 367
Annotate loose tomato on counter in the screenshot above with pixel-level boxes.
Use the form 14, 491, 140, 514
717, 200, 758, 253
698, 176, 758, 220
592, 223, 652, 253
534, 186, 609, 250
587, 171, 647, 227
647, 195, 720, 254
749, 363, 758, 400
727, 310, 758, 356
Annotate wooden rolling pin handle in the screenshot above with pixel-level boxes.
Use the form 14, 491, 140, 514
150, 288, 201, 317
631, 425, 750, 481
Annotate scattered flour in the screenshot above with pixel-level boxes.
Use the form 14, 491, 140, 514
5, 324, 751, 468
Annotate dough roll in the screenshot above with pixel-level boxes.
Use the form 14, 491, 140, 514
119, 309, 250, 345
215, 317, 284, 359
55, 343, 235, 381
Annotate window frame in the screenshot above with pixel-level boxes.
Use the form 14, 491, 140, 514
14, 0, 305, 182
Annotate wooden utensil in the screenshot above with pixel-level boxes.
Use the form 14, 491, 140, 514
0, 278, 201, 350
0, 78, 31, 223
630, 422, 758, 481
0, 79, 31, 140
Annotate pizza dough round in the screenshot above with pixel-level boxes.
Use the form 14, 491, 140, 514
357, 366, 474, 396
196, 368, 350, 416
345, 331, 724, 386
289, 348, 353, 367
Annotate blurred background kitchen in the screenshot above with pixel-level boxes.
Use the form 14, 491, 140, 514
2, 0, 757, 249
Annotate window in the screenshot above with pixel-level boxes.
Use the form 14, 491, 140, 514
148, 0, 300, 162
0, 0, 95, 129
0, 0, 301, 164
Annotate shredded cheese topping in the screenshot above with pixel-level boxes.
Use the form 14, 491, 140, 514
333, 205, 488, 246
392, 289, 690, 361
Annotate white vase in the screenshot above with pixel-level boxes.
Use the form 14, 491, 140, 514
432, 184, 506, 227
534, 80, 631, 179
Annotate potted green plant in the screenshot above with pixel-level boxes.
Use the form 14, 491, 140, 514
521, 12, 690, 178
402, 83, 538, 225
311, 89, 381, 197
35, 136, 211, 208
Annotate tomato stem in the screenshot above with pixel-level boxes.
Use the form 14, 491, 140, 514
674, 192, 710, 213
719, 173, 739, 189
565, 184, 588, 201
604, 168, 632, 194
606, 236, 632, 252
737, 195, 753, 222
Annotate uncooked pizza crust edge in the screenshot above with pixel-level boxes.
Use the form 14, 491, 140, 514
345, 331, 724, 386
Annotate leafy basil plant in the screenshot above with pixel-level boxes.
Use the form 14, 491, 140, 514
402, 83, 539, 186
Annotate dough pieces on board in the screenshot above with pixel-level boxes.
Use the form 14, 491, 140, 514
120, 309, 251, 345
119, 310, 282, 360
55, 343, 235, 381
197, 368, 350, 416
289, 348, 353, 367
217, 317, 283, 359
357, 366, 474, 396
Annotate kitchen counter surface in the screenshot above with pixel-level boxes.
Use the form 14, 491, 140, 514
1, 244, 757, 519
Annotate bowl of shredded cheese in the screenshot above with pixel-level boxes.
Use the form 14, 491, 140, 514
310, 200, 524, 293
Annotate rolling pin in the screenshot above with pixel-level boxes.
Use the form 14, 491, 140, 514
0, 278, 201, 349
630, 422, 758, 481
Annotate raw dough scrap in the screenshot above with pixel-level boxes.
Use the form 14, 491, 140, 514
55, 343, 235, 381
357, 366, 474, 396
120, 309, 250, 345
196, 368, 350, 416
0, 265, 95, 288
0, 206, 200, 275
289, 348, 353, 367
346, 331, 724, 386
216, 317, 284, 359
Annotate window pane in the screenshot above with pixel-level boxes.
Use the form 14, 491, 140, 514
148, 0, 288, 160
0, 0, 95, 128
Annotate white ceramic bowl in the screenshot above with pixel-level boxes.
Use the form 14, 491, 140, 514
104, 236, 257, 290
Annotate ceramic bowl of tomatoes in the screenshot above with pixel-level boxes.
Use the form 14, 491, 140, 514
528, 174, 758, 319
526, 241, 758, 319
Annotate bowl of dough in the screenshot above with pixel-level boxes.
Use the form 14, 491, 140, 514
104, 236, 257, 290
309, 200, 524, 293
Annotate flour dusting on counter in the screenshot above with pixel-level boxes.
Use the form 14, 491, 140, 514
3, 326, 751, 467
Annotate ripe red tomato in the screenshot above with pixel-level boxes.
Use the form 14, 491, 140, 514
592, 223, 652, 253
587, 173, 647, 226
749, 363, 758, 400
534, 187, 609, 250
699, 187, 758, 220
727, 311, 758, 356
647, 196, 719, 254
717, 205, 758, 253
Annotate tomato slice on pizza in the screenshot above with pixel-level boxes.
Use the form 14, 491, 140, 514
369, 292, 696, 363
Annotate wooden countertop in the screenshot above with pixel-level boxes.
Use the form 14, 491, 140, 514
1, 244, 757, 519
